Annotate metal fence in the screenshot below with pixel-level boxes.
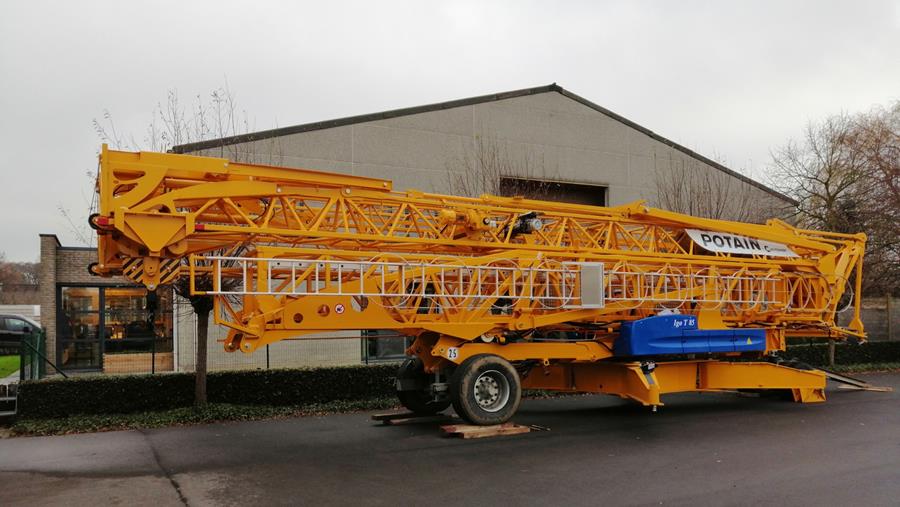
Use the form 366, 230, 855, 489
74, 300, 406, 376
18, 330, 47, 381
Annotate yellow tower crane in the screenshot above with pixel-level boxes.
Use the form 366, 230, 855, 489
91, 145, 866, 425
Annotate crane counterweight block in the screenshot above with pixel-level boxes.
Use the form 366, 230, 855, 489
91, 146, 869, 425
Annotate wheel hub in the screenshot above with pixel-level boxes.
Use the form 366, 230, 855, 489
473, 370, 510, 412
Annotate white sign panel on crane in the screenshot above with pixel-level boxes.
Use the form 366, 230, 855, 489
685, 229, 798, 258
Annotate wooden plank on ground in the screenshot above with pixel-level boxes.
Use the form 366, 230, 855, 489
440, 422, 532, 439
837, 385, 894, 392
371, 411, 454, 426
371, 411, 417, 422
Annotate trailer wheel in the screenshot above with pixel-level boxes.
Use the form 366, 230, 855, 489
396, 357, 450, 414
450, 354, 521, 425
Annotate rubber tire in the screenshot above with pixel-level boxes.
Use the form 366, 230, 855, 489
449, 354, 522, 426
396, 358, 450, 415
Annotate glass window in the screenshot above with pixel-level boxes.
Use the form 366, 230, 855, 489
59, 287, 101, 369
5, 318, 27, 333
363, 330, 413, 362
58, 286, 175, 371
103, 287, 173, 355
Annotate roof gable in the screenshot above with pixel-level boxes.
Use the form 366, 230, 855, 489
172, 84, 793, 204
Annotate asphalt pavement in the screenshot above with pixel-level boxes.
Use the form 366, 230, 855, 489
2, 373, 899, 507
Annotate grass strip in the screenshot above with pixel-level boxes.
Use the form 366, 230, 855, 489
0, 355, 19, 378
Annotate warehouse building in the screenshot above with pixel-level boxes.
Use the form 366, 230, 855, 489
34, 84, 796, 373
174, 84, 790, 215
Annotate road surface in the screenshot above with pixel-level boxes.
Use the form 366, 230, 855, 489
1, 373, 898, 506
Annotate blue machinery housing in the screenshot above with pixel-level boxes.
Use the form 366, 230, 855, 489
614, 315, 766, 357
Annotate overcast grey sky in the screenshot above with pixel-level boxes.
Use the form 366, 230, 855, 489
1, 0, 898, 261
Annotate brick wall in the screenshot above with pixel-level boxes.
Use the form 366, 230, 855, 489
55, 247, 128, 285
38, 235, 58, 363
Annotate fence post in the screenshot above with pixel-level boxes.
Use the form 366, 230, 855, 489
20, 333, 66, 379
19, 335, 25, 382
888, 294, 893, 341
828, 340, 836, 367
40, 331, 46, 377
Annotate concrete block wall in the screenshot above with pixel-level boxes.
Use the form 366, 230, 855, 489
842, 297, 900, 342
174, 298, 361, 371
193, 91, 786, 217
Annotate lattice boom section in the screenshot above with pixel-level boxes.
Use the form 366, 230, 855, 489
191, 254, 841, 318
198, 255, 578, 309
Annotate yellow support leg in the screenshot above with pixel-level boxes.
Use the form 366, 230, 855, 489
791, 388, 827, 403
697, 361, 826, 402
522, 360, 827, 405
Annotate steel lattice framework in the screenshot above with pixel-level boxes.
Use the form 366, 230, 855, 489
92, 146, 864, 342
91, 146, 868, 409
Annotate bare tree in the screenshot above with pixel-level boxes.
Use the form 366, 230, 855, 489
768, 102, 900, 296
767, 113, 869, 231
92, 84, 263, 405
653, 153, 771, 223
95, 84, 255, 155
0, 252, 39, 286
446, 135, 563, 200
849, 103, 900, 297
57, 169, 99, 248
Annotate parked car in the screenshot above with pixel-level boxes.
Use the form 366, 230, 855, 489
0, 314, 41, 350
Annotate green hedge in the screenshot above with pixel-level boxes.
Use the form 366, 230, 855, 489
17, 372, 194, 419
207, 365, 396, 406
17, 364, 397, 419
784, 341, 900, 366
18, 343, 900, 419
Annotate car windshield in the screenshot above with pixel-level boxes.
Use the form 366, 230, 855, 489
3, 315, 41, 331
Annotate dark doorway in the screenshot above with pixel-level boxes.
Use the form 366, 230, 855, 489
499, 177, 607, 206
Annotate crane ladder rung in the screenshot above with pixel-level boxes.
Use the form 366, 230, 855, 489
194, 255, 785, 310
